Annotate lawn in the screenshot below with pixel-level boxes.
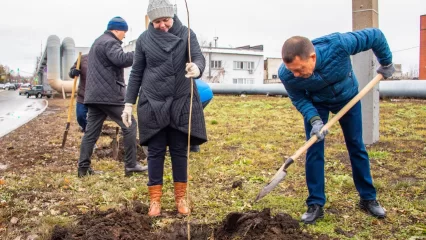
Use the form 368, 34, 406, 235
0, 96, 425, 239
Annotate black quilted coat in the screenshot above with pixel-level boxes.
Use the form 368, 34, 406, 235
125, 16, 207, 146
84, 31, 134, 105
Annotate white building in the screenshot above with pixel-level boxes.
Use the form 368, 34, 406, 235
123, 40, 137, 84
201, 45, 264, 84
264, 58, 282, 84
123, 41, 265, 85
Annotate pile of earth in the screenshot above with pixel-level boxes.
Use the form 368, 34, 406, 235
51, 203, 330, 240
94, 124, 147, 162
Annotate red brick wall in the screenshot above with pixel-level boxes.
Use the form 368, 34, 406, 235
420, 15, 426, 80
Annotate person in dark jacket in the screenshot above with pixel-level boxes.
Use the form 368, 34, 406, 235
278, 28, 395, 224
69, 54, 88, 132
142, 79, 213, 155
122, 0, 206, 217
78, 16, 146, 178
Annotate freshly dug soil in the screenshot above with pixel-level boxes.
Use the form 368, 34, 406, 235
215, 208, 323, 240
50, 206, 328, 240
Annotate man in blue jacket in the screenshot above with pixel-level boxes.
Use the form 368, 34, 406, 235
278, 28, 395, 224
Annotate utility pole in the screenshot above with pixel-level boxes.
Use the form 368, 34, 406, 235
352, 0, 379, 144
420, 15, 426, 80
208, 42, 212, 79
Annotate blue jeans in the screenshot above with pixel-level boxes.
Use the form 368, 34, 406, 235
76, 102, 88, 132
303, 101, 376, 206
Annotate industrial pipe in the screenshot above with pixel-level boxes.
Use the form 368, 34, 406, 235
61, 37, 76, 81
379, 80, 426, 98
46, 35, 74, 93
209, 83, 288, 96
208, 80, 426, 98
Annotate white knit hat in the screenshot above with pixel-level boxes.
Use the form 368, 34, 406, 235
147, 0, 174, 21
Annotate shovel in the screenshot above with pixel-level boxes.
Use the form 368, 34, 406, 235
254, 74, 383, 202
61, 52, 82, 148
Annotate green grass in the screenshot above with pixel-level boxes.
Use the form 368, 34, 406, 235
0, 96, 426, 239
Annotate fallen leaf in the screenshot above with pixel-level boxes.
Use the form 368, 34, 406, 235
371, 219, 382, 225
63, 178, 70, 184
10, 217, 19, 225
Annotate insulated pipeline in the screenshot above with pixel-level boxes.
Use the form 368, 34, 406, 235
208, 81, 426, 98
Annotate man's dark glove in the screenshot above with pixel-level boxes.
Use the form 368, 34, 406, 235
69, 69, 81, 78
310, 119, 329, 143
376, 63, 395, 79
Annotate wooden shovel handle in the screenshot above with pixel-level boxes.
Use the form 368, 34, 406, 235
66, 52, 82, 123
289, 74, 383, 162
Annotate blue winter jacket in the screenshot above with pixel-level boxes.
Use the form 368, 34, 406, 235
278, 28, 392, 123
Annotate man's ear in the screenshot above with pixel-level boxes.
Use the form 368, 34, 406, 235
310, 52, 316, 62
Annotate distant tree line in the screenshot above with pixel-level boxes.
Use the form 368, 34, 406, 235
0, 64, 11, 84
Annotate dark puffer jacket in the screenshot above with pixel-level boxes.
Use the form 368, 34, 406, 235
69, 54, 88, 104
125, 16, 206, 146
84, 31, 134, 105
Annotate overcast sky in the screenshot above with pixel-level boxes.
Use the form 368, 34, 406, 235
0, 0, 424, 76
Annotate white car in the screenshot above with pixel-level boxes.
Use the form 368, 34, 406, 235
5, 83, 16, 90
0, 84, 5, 89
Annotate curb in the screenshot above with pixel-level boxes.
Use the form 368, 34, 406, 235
0, 99, 49, 138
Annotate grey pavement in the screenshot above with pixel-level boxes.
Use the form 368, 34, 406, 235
0, 89, 47, 138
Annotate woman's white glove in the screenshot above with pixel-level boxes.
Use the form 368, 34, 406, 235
185, 62, 200, 78
121, 103, 133, 128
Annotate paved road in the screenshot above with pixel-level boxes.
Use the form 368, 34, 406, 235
0, 89, 47, 138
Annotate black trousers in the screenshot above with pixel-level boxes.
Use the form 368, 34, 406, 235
78, 104, 137, 169
147, 126, 188, 186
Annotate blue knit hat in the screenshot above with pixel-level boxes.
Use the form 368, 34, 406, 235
107, 16, 128, 31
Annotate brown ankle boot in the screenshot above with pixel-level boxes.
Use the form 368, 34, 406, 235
174, 182, 190, 215
148, 185, 162, 217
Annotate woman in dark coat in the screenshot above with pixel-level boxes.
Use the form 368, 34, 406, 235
122, 0, 206, 217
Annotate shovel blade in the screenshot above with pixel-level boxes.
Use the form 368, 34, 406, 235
254, 157, 294, 202
254, 170, 288, 202
61, 122, 71, 149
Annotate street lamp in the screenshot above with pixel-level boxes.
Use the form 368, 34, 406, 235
213, 37, 219, 48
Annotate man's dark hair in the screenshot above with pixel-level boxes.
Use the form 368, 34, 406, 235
281, 36, 315, 63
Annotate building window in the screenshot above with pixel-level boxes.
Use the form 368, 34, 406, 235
210, 60, 222, 69
232, 78, 255, 84
233, 61, 254, 70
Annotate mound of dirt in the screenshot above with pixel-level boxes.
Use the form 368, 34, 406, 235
215, 208, 322, 240
50, 202, 213, 240
50, 206, 328, 240
95, 125, 147, 162
51, 208, 152, 240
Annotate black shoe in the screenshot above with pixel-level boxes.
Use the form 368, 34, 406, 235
359, 199, 386, 219
78, 167, 98, 178
125, 163, 148, 177
190, 145, 200, 152
301, 204, 324, 224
